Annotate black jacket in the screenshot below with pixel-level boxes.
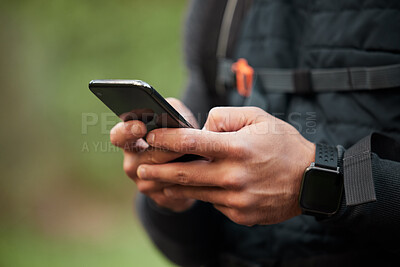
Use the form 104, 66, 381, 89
137, 0, 400, 266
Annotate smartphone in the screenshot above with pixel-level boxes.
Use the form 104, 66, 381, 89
89, 79, 194, 132
89, 79, 201, 161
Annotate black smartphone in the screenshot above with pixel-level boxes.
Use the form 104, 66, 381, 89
89, 79, 194, 132
89, 79, 201, 161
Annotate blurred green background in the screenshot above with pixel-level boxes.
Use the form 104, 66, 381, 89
0, 0, 187, 266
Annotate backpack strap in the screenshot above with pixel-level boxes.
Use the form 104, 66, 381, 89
219, 58, 400, 94
215, 0, 253, 97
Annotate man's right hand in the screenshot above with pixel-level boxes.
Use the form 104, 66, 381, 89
110, 98, 197, 212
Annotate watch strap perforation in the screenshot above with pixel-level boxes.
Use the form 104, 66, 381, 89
315, 143, 338, 169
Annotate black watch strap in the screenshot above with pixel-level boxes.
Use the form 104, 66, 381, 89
315, 143, 338, 170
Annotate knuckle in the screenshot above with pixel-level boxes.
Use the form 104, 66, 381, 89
233, 213, 253, 226
145, 151, 158, 164
209, 107, 222, 116
249, 106, 265, 116
208, 107, 225, 129
232, 176, 245, 189
226, 193, 250, 210
228, 141, 246, 159
222, 174, 244, 189
229, 196, 242, 210
181, 135, 197, 151
228, 209, 249, 225
176, 169, 189, 184
225, 194, 238, 207
146, 150, 170, 164
129, 122, 146, 137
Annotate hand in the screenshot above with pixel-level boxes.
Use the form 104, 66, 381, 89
137, 107, 315, 225
110, 98, 198, 212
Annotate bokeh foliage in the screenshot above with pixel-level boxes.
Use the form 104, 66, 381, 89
0, 0, 186, 266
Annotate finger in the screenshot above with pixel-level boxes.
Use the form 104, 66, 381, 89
138, 161, 231, 187
138, 148, 183, 165
110, 120, 147, 148
136, 179, 171, 193
126, 156, 179, 193
149, 191, 196, 212
146, 127, 239, 158
163, 185, 227, 206
123, 149, 182, 179
204, 106, 266, 132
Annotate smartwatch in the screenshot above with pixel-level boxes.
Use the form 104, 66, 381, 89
299, 143, 343, 217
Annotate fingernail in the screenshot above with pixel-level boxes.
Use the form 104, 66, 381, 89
137, 166, 147, 179
164, 188, 173, 197
146, 132, 155, 144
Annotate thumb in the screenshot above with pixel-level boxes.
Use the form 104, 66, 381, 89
203, 107, 266, 132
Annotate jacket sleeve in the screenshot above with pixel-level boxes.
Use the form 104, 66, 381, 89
136, 194, 224, 266
324, 133, 400, 248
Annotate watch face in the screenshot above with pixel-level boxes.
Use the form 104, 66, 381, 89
300, 167, 343, 215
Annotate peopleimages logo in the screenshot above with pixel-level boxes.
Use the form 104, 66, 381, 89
286, 111, 317, 135
81, 112, 118, 135
81, 140, 120, 153
80, 111, 318, 153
